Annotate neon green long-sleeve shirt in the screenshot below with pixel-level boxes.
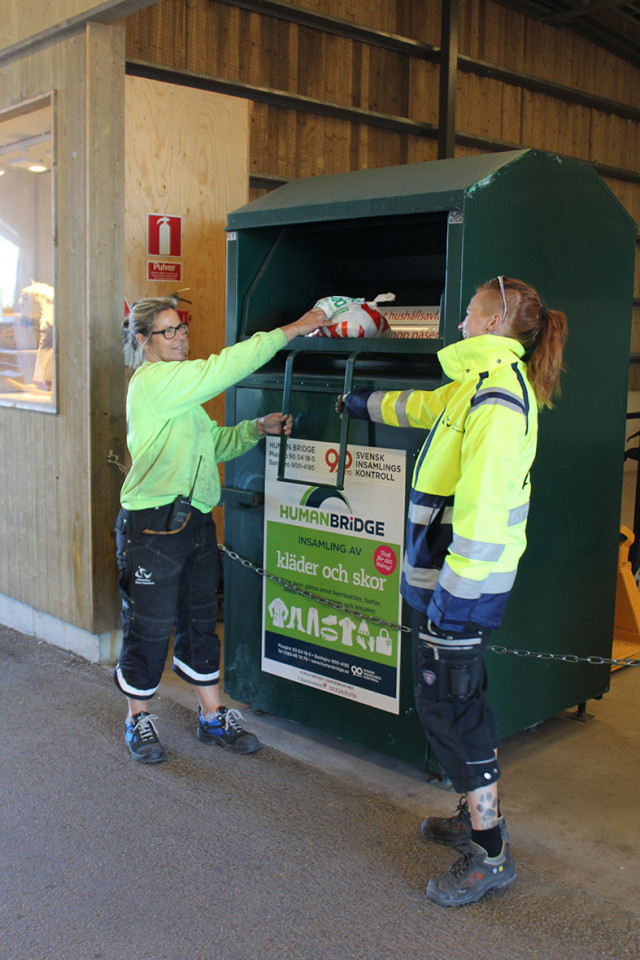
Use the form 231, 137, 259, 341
120, 329, 287, 512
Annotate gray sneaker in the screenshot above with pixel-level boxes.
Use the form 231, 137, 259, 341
426, 840, 516, 907
124, 711, 165, 764
197, 706, 261, 754
421, 796, 509, 846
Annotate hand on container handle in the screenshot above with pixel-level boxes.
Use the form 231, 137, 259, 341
256, 412, 293, 436
335, 393, 348, 417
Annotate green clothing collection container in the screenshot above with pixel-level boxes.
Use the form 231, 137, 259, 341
221, 148, 635, 771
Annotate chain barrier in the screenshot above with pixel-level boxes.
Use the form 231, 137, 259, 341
219, 544, 640, 668
107, 450, 127, 476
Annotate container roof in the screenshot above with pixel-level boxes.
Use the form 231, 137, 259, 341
227, 149, 532, 229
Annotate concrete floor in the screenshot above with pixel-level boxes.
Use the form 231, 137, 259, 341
1, 463, 638, 959
158, 651, 640, 913
1, 623, 638, 960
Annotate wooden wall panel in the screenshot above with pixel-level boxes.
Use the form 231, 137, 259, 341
404, 0, 441, 44
458, 0, 483, 60
475, 0, 526, 69
408, 59, 438, 128
500, 84, 524, 145
521, 91, 567, 154
127, 0, 187, 67
405, 133, 438, 166
0, 22, 125, 633
458, 74, 504, 141
291, 0, 435, 37
250, 101, 437, 178
564, 104, 592, 161
591, 114, 640, 171
524, 20, 581, 88
124, 76, 249, 535
86, 22, 127, 631
124, 0, 639, 398
1, 0, 155, 53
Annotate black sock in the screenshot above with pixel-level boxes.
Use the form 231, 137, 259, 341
471, 825, 503, 858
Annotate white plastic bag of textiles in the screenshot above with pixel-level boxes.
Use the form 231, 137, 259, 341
307, 293, 395, 339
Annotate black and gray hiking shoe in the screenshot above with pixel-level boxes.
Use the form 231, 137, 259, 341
124, 711, 165, 764
197, 706, 260, 754
421, 795, 509, 846
426, 840, 516, 906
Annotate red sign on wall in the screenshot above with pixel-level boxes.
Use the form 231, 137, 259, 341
147, 214, 182, 257
147, 261, 182, 282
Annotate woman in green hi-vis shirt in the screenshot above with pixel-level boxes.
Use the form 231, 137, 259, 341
115, 295, 329, 764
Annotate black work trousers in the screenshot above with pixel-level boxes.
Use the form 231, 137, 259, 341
114, 504, 221, 700
412, 609, 501, 793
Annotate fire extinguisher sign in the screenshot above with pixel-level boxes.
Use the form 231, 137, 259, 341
147, 214, 182, 257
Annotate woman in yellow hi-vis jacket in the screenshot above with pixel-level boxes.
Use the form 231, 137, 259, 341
341, 277, 568, 906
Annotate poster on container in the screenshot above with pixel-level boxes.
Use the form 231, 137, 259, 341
262, 436, 406, 714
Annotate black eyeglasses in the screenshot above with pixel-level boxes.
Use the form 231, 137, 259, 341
496, 275, 508, 322
150, 322, 189, 341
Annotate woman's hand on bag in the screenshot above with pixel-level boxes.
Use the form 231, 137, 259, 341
256, 412, 294, 436
281, 307, 330, 341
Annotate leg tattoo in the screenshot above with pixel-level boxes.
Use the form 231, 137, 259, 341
474, 791, 499, 829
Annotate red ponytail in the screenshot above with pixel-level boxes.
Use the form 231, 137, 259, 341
480, 278, 568, 409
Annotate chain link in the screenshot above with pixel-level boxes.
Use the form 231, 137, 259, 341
107, 450, 127, 475
219, 544, 640, 668
220, 544, 408, 632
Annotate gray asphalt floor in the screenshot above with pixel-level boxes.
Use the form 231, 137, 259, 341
1, 625, 638, 960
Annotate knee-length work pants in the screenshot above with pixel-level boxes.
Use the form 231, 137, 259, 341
114, 504, 221, 700
412, 609, 501, 793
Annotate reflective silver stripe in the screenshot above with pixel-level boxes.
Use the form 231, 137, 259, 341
367, 391, 386, 422
439, 563, 517, 598
421, 635, 483, 651
508, 502, 529, 526
408, 502, 454, 526
485, 569, 517, 592
466, 756, 497, 765
473, 390, 526, 416
451, 534, 504, 562
439, 563, 483, 599
403, 558, 441, 590
115, 665, 158, 699
394, 389, 414, 427
173, 655, 220, 683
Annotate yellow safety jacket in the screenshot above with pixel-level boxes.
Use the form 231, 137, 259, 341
345, 334, 538, 632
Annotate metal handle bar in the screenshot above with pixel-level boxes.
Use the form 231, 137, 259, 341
277, 347, 360, 491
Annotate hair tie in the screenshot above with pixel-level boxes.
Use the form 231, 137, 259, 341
539, 305, 547, 323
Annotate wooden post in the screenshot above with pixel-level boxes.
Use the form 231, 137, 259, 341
438, 0, 459, 160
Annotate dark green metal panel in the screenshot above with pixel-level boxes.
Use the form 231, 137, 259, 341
223, 149, 636, 770
223, 386, 432, 765
457, 151, 635, 736
227, 150, 528, 229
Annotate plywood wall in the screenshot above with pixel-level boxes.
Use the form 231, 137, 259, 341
124, 76, 250, 533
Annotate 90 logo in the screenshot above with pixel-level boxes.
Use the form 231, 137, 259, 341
325, 448, 353, 474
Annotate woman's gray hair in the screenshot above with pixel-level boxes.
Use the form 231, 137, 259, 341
122, 296, 178, 368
